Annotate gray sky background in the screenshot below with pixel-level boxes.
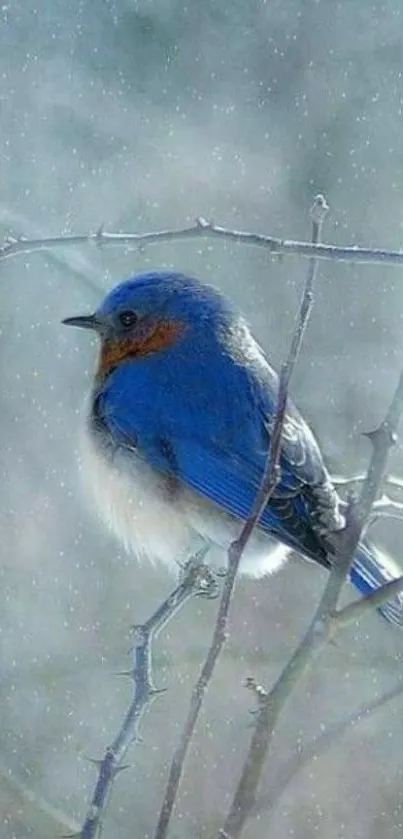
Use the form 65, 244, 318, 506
1, 2, 403, 837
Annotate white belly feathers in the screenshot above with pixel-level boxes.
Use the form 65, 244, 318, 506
79, 418, 290, 579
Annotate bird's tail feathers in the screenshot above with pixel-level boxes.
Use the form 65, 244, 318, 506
349, 542, 403, 627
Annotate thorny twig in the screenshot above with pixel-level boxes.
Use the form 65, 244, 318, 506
3, 214, 403, 268
79, 562, 218, 839
153, 195, 329, 839
220, 379, 403, 839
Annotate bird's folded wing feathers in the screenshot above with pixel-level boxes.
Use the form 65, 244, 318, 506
95, 355, 340, 556
99, 392, 330, 557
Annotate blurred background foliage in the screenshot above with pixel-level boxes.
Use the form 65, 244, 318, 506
1, 1, 403, 837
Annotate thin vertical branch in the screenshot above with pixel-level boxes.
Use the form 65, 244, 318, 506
153, 195, 329, 839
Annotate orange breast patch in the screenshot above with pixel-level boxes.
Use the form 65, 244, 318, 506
96, 319, 187, 380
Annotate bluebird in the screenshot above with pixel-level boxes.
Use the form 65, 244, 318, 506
63, 270, 403, 626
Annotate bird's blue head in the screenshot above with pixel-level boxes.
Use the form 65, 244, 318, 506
63, 271, 236, 381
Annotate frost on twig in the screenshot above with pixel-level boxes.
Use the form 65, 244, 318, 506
3, 207, 403, 268
153, 195, 329, 839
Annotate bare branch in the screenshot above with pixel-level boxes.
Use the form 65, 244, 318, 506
0, 761, 80, 835
251, 680, 403, 820
366, 493, 403, 529
372, 493, 403, 513
335, 479, 403, 527
335, 575, 403, 627
220, 370, 403, 839
3, 210, 403, 268
79, 563, 217, 839
333, 473, 403, 494
153, 195, 328, 839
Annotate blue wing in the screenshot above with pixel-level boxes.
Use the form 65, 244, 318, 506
92, 349, 336, 566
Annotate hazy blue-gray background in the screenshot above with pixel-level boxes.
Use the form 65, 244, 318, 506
1, 1, 403, 837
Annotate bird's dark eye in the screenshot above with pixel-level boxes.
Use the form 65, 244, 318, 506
119, 309, 138, 328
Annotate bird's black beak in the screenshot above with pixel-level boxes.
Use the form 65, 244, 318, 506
62, 314, 100, 331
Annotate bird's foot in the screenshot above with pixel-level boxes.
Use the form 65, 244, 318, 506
179, 544, 222, 599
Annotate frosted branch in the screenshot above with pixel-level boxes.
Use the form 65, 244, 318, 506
3, 211, 403, 268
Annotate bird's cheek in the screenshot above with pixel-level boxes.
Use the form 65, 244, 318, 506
94, 320, 187, 382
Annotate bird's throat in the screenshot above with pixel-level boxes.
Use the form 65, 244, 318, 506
95, 319, 187, 382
